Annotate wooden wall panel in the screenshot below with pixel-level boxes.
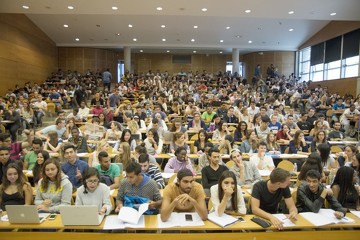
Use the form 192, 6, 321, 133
308, 77, 358, 97
0, 14, 57, 95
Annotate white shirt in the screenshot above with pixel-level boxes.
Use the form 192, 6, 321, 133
249, 154, 275, 170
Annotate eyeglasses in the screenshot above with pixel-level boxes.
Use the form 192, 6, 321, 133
86, 180, 99, 184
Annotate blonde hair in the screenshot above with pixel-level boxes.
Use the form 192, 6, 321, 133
96, 139, 109, 152
117, 142, 131, 168
127, 120, 139, 134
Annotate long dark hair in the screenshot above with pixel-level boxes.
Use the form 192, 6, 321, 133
318, 143, 331, 167
33, 151, 50, 184
331, 166, 358, 206
0, 163, 28, 202
147, 128, 159, 145
217, 171, 238, 212
82, 167, 100, 194
120, 129, 133, 144
40, 158, 62, 192
298, 153, 322, 180
236, 121, 248, 133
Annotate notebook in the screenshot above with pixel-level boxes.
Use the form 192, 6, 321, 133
6, 205, 49, 224
59, 205, 105, 225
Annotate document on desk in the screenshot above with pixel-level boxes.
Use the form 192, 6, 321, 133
118, 203, 149, 224
207, 212, 239, 228
350, 210, 360, 218
103, 215, 145, 230
272, 214, 295, 227
300, 209, 354, 226
157, 212, 204, 228
258, 170, 271, 177
161, 172, 175, 179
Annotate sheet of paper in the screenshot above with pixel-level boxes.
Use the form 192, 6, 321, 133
258, 170, 271, 177
272, 214, 296, 227
125, 215, 145, 228
161, 172, 175, 179
118, 203, 149, 224
350, 210, 360, 219
157, 212, 204, 228
76, 152, 88, 157
207, 212, 239, 227
300, 212, 334, 226
103, 215, 126, 230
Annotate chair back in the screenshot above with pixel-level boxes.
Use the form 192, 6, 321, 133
277, 160, 294, 172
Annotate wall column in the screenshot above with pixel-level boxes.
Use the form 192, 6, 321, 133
232, 48, 240, 74
124, 46, 131, 73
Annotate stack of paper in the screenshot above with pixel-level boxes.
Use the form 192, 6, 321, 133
300, 209, 354, 226
350, 211, 360, 218
118, 203, 149, 224
272, 214, 296, 227
207, 212, 239, 228
157, 212, 204, 228
103, 215, 145, 230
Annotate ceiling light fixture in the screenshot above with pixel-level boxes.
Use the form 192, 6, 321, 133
166, 50, 170, 53
289, 28, 294, 32
330, 12, 336, 16
128, 24, 133, 28
193, 50, 197, 53
75, 38, 80, 41
288, 11, 294, 14
194, 25, 198, 29
220, 40, 224, 43
201, 8, 207, 12
112, 6, 118, 10
116, 33, 120, 36
22, 5, 29, 9
191, 39, 195, 42
140, 50, 143, 53
162, 38, 166, 42
133, 38, 137, 41
245, 9, 251, 13
63, 24, 69, 28
248, 40, 252, 43
67, 6, 74, 10
220, 51, 223, 54
161, 25, 166, 28
226, 26, 230, 30
157, 7, 163, 11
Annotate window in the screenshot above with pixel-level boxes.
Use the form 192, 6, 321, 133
342, 56, 359, 78
325, 60, 341, 80
310, 64, 324, 82
299, 47, 311, 81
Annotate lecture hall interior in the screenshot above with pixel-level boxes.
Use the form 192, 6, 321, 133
0, 0, 360, 240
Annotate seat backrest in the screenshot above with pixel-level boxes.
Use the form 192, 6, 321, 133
277, 160, 294, 172
284, 147, 289, 154
226, 160, 235, 168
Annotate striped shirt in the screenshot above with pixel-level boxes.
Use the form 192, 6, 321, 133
144, 165, 165, 189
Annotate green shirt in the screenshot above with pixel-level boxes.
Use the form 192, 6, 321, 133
95, 163, 120, 180
201, 111, 215, 122
24, 151, 37, 170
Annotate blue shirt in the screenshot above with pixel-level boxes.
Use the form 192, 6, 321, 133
61, 159, 88, 188
269, 122, 282, 132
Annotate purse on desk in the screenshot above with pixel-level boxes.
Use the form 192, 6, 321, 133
251, 217, 271, 228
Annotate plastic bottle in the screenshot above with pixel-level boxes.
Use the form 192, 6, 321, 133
293, 163, 298, 172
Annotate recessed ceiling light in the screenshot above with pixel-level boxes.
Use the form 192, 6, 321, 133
67, 6, 74, 10
75, 38, 80, 41
288, 11, 294, 14
116, 33, 120, 36
193, 50, 197, 53
219, 51, 223, 54
245, 9, 251, 13
330, 12, 336, 16
248, 40, 252, 43
63, 24, 69, 28
22, 5, 29, 9
289, 28, 294, 32
112, 6, 118, 10
220, 40, 224, 43
128, 24, 133, 28
140, 50, 143, 53
161, 25, 166, 28
226, 26, 230, 30
157, 7, 163, 11
236, 35, 240, 38
201, 8, 207, 12
166, 50, 170, 53
133, 38, 137, 42
191, 39, 195, 42
162, 38, 166, 42
194, 25, 198, 29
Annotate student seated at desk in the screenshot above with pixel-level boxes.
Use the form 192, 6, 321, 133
35, 158, 72, 213
296, 170, 346, 219
75, 167, 112, 215
164, 147, 194, 174
169, 132, 189, 154
201, 148, 228, 189
43, 131, 62, 154
119, 129, 137, 151
331, 166, 360, 211
134, 144, 158, 165
188, 112, 207, 131
0, 147, 23, 185
115, 162, 162, 214
337, 145, 357, 167
289, 130, 308, 154
32, 151, 50, 186
266, 132, 280, 152
318, 143, 338, 170
161, 168, 208, 221
233, 121, 248, 142
328, 121, 345, 140
95, 151, 120, 190
139, 153, 165, 189
212, 121, 230, 142
251, 168, 298, 230
0, 163, 32, 211
143, 128, 163, 155
210, 170, 246, 216
297, 152, 323, 182
310, 130, 329, 153
68, 127, 88, 153
88, 140, 110, 167
249, 141, 275, 171
23, 138, 43, 170
193, 129, 210, 154
239, 130, 258, 153
229, 149, 262, 189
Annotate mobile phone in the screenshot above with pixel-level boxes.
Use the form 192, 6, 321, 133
237, 217, 245, 222
185, 214, 193, 221
48, 214, 57, 220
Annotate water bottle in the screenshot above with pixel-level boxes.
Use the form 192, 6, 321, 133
293, 163, 298, 173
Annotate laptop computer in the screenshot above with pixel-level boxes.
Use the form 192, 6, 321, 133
59, 205, 105, 225
6, 205, 50, 224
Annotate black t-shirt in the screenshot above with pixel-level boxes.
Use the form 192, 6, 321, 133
251, 180, 291, 214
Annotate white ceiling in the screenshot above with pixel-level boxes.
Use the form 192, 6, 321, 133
0, 0, 359, 54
